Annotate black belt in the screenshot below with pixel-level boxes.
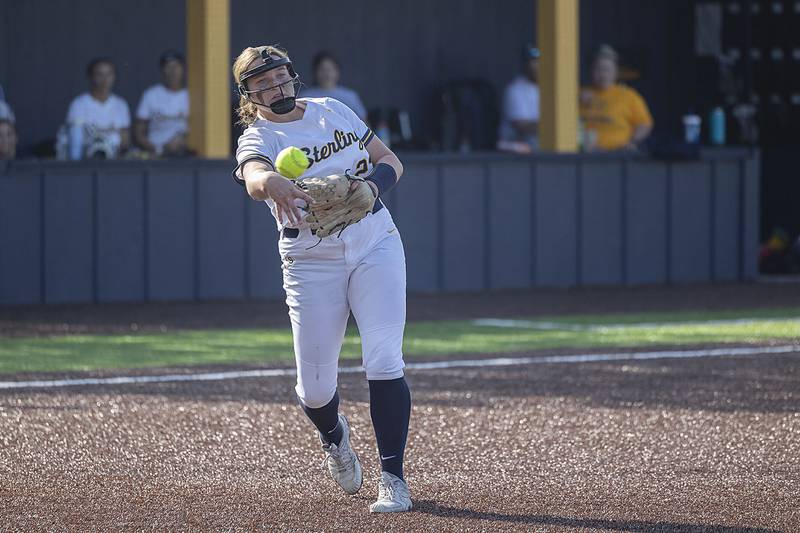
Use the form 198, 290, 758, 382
282, 227, 300, 238
282, 198, 384, 239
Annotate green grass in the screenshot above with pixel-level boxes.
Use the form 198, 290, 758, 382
0, 308, 798, 375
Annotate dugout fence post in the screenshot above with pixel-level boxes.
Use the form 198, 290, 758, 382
186, 0, 231, 158
537, 0, 579, 153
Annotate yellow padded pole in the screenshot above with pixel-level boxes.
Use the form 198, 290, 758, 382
537, 0, 579, 152
186, 0, 230, 158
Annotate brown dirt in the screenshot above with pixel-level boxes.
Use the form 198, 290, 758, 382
1, 283, 799, 530
1, 350, 799, 531
1, 282, 800, 337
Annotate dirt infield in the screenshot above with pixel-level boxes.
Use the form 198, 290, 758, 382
1, 284, 798, 530
1, 348, 798, 531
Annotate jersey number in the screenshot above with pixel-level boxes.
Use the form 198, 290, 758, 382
354, 159, 369, 176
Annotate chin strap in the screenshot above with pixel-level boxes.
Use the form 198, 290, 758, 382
269, 96, 296, 114
247, 80, 300, 116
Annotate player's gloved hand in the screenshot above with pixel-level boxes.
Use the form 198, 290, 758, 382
265, 174, 314, 226
297, 173, 376, 237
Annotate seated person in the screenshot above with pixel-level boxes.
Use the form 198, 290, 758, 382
134, 50, 190, 156
0, 119, 17, 160
65, 58, 131, 158
579, 45, 653, 151
301, 51, 367, 120
497, 44, 541, 154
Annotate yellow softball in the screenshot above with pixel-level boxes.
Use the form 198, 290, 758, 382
275, 146, 310, 180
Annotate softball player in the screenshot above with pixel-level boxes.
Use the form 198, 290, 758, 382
232, 45, 412, 513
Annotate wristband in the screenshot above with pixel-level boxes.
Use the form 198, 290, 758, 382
365, 163, 398, 197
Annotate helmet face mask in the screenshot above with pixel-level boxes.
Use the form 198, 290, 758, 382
238, 49, 300, 115
239, 75, 298, 111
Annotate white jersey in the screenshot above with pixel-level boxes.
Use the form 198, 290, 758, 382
135, 84, 189, 151
67, 93, 131, 133
235, 97, 376, 230
66, 92, 131, 149
300, 86, 367, 120
498, 75, 540, 146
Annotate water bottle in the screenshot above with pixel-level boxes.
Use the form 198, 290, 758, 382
709, 106, 726, 145
376, 121, 391, 149
682, 113, 701, 144
397, 110, 412, 143
55, 126, 69, 161
68, 121, 83, 160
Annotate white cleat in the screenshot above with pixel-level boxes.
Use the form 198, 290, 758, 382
369, 471, 413, 513
320, 414, 362, 495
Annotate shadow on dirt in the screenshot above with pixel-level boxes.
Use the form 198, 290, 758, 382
412, 500, 784, 532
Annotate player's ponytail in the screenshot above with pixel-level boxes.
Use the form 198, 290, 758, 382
233, 45, 290, 126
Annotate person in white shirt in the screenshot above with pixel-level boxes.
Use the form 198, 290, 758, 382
134, 50, 190, 156
65, 58, 131, 158
301, 51, 367, 120
497, 44, 541, 154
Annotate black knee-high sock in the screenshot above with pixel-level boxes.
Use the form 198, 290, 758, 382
368, 377, 411, 480
300, 390, 343, 446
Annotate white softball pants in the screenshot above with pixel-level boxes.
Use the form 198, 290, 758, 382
278, 208, 407, 408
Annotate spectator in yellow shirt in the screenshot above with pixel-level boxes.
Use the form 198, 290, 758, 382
580, 45, 653, 151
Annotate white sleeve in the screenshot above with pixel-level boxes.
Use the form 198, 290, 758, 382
66, 97, 80, 124
233, 128, 279, 185
327, 97, 373, 146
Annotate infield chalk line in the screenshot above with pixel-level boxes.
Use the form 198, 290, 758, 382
0, 345, 797, 390
472, 317, 800, 331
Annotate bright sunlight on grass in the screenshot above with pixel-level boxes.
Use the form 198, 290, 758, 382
0, 308, 797, 374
